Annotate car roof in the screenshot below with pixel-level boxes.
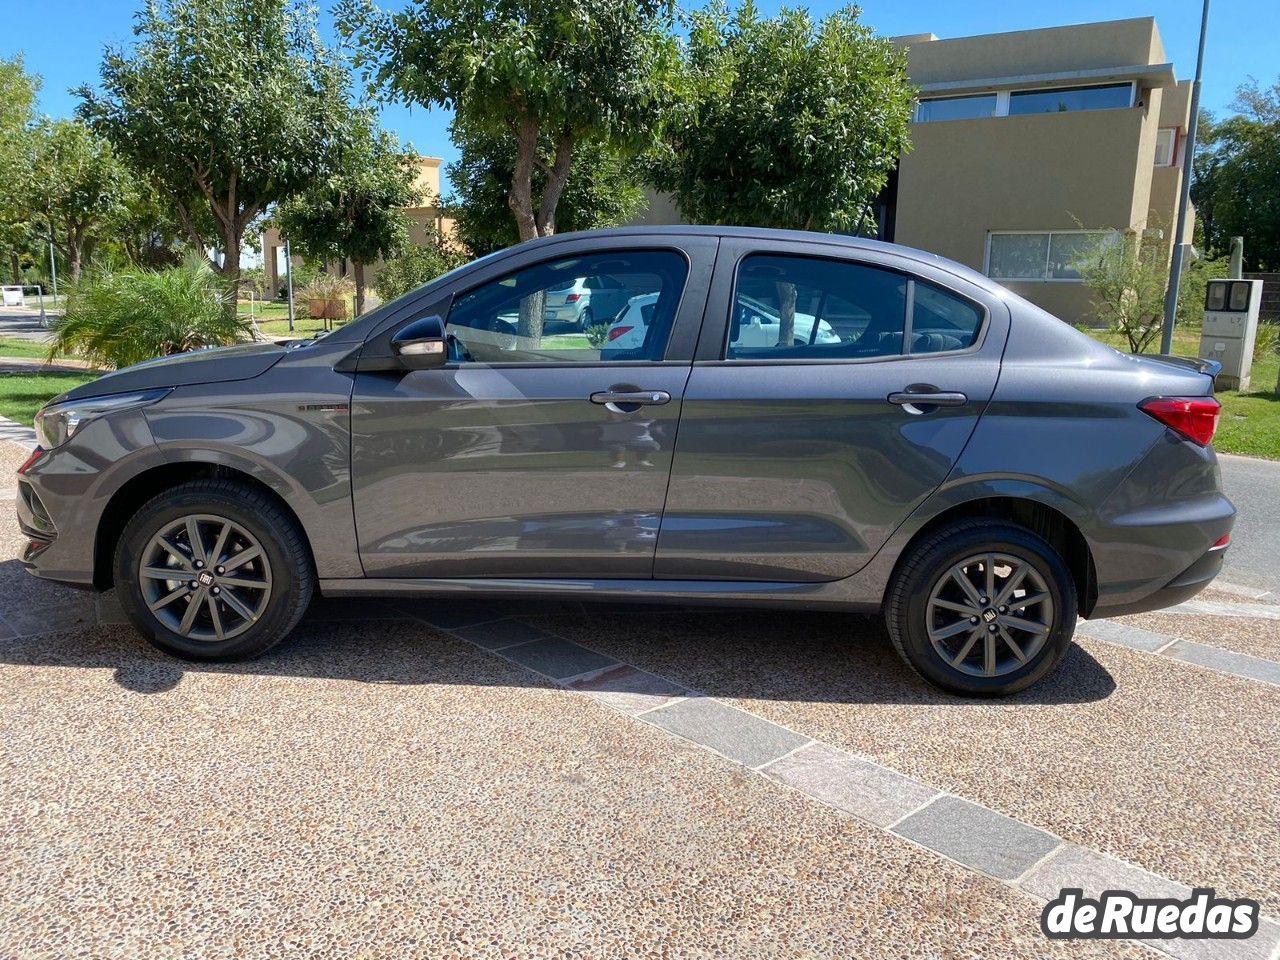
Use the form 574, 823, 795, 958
521, 225, 997, 292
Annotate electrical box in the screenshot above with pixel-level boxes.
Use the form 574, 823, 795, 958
1200, 279, 1262, 391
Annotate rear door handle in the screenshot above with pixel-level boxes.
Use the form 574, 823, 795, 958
590, 390, 671, 406
887, 391, 968, 407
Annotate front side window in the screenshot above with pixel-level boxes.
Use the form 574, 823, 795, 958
445, 250, 687, 363
1008, 83, 1132, 116
727, 255, 907, 360
915, 94, 997, 123
988, 231, 1114, 281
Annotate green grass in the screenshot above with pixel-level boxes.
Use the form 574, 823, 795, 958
1085, 322, 1280, 460
0, 338, 53, 360
0, 373, 98, 426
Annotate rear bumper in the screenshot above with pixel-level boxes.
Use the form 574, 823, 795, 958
1088, 542, 1226, 618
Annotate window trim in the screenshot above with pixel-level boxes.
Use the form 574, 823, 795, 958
439, 245, 694, 368
983, 229, 1116, 284
1154, 127, 1180, 167
716, 251, 988, 365
916, 81, 1136, 123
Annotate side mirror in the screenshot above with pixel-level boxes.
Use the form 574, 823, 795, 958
391, 315, 448, 370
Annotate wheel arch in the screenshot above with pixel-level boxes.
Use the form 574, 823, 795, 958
892, 495, 1098, 617
93, 462, 311, 590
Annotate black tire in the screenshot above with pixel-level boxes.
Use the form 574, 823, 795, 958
114, 478, 314, 661
884, 520, 1077, 696
578, 307, 594, 333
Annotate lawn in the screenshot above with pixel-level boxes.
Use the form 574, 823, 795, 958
1087, 322, 1280, 460
0, 373, 98, 426
0, 338, 53, 360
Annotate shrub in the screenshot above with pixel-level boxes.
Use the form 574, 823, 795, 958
585, 323, 611, 348
376, 235, 470, 302
49, 259, 251, 369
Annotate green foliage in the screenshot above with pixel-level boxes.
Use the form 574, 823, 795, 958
1176, 253, 1227, 326
0, 373, 99, 426
1255, 321, 1279, 364
340, 0, 678, 242
29, 119, 131, 281
297, 273, 356, 302
446, 120, 646, 256
49, 259, 251, 369
0, 56, 39, 282
375, 233, 470, 301
77, 0, 353, 286
584, 324, 611, 349
1072, 231, 1168, 354
649, 1, 913, 233
274, 111, 420, 311
1192, 77, 1280, 270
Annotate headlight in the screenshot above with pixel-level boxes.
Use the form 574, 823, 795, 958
33, 389, 171, 449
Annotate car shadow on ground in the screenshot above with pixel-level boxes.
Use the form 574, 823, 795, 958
0, 562, 1117, 707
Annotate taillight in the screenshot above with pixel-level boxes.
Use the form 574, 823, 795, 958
17, 447, 44, 475
607, 326, 634, 342
1139, 396, 1221, 446
1211, 533, 1231, 550
564, 293, 581, 303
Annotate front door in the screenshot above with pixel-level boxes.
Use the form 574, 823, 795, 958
351, 238, 715, 579
655, 238, 1008, 582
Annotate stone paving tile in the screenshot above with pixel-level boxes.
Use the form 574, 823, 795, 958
301, 597, 412, 622
1167, 600, 1280, 622
763, 741, 940, 828
1162, 640, 1280, 687
391, 598, 509, 628
451, 618, 558, 650
892, 795, 1062, 881
1076, 618, 1174, 652
1122, 610, 1280, 664
643, 696, 810, 768
566, 663, 689, 715
1023, 846, 1280, 960
497, 635, 618, 681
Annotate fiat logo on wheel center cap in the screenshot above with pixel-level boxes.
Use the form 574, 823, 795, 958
198, 571, 215, 586
982, 608, 998, 623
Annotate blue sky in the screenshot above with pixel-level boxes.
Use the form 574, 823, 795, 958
2, 0, 1276, 173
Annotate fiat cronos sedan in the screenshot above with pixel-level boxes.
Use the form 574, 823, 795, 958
17, 226, 1233, 696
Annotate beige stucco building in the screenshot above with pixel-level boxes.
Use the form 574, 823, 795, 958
636, 16, 1195, 326
260, 156, 454, 301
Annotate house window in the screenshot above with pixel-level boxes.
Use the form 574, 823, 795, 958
1154, 127, 1179, 166
1008, 83, 1133, 115
915, 94, 998, 123
986, 231, 1115, 281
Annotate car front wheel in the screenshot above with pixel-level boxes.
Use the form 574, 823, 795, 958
114, 478, 314, 661
884, 520, 1077, 696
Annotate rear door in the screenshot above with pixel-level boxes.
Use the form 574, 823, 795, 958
655, 237, 1009, 582
350, 235, 716, 579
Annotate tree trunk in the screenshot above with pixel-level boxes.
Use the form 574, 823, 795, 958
8, 253, 17, 286
535, 130, 574, 238
776, 281, 797, 347
67, 226, 84, 284
354, 261, 366, 316
215, 227, 242, 318
508, 114, 541, 244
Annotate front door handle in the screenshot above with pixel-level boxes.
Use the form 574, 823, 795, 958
590, 390, 671, 407
888, 390, 968, 408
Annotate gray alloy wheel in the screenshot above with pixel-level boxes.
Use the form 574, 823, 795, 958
138, 514, 273, 642
924, 552, 1054, 678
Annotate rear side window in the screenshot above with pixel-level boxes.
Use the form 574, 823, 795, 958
727, 254, 907, 360
911, 282, 983, 353
446, 250, 687, 363
725, 253, 982, 360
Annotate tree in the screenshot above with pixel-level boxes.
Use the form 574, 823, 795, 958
375, 229, 469, 301
340, 0, 678, 251
446, 118, 646, 257
274, 112, 419, 315
29, 120, 130, 283
1073, 231, 1169, 353
649, 1, 913, 345
77, 0, 352, 298
1191, 77, 1280, 270
0, 57, 39, 284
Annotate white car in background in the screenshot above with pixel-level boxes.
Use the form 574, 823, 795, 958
603, 293, 842, 352
543, 276, 636, 331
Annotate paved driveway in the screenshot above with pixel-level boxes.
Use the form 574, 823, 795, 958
1, 440, 1278, 959
1219, 453, 1280, 595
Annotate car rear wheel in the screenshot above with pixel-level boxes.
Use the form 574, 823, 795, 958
884, 521, 1076, 696
114, 479, 314, 661
578, 307, 594, 333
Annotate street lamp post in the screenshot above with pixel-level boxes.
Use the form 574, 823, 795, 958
284, 239, 296, 334
1160, 0, 1210, 355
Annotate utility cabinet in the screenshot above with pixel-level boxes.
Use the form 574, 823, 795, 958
1200, 279, 1262, 391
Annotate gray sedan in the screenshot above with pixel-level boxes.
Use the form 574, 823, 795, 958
17, 227, 1233, 696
